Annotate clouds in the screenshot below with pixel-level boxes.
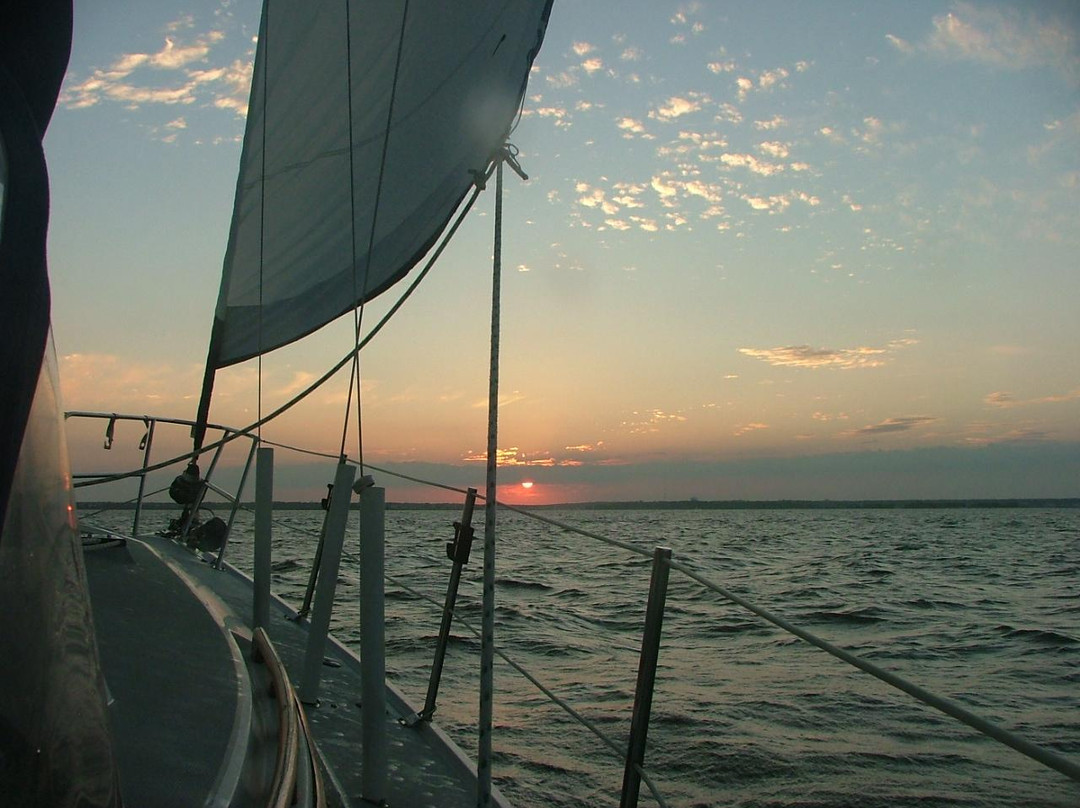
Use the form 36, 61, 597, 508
650, 94, 708, 122
59, 20, 253, 125
985, 389, 1080, 408
852, 416, 937, 436
739, 339, 917, 370
888, 2, 1079, 83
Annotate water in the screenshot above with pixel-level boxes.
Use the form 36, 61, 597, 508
88, 506, 1080, 807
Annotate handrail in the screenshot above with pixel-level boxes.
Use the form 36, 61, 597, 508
65, 412, 256, 558
253, 626, 300, 808
65, 410, 242, 435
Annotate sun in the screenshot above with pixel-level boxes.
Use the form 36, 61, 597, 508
520, 480, 534, 490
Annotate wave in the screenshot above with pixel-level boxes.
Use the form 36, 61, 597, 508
271, 558, 305, 572
904, 597, 966, 610
495, 577, 553, 591
802, 605, 888, 625
994, 625, 1078, 645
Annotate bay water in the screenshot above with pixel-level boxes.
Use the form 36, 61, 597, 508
90, 506, 1080, 807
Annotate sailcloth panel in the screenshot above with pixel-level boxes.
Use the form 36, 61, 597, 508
209, 0, 552, 368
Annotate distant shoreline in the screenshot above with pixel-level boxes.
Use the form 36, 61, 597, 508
77, 498, 1080, 511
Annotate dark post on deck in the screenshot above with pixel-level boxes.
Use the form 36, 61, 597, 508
252, 446, 273, 630
620, 546, 672, 808
403, 487, 477, 726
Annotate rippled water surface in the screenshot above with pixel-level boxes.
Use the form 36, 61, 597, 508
92, 506, 1080, 807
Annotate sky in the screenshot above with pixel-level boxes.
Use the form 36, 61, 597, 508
44, 1, 1080, 504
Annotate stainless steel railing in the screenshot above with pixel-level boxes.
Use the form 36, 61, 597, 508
65, 411, 257, 567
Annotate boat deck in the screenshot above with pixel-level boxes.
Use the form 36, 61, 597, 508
83, 531, 507, 808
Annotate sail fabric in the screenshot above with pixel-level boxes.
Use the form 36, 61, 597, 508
207, 0, 553, 369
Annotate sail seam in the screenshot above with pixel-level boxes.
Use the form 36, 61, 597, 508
339, 0, 412, 468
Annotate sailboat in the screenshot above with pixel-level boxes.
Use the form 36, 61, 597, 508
7, 0, 1079, 805
2, 0, 555, 805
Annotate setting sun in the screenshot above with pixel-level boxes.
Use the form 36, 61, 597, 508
521, 481, 534, 490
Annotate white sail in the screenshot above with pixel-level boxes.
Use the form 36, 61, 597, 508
206, 0, 552, 370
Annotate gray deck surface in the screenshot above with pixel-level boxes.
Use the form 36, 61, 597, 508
84, 532, 503, 808
84, 539, 240, 807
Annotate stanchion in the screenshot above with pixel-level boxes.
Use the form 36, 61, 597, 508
253, 446, 273, 629
620, 546, 672, 808
298, 460, 355, 704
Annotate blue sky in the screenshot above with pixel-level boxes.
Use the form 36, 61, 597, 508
45, 1, 1080, 502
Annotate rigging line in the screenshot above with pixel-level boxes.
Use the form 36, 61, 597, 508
339, 0, 412, 467
73, 185, 485, 491
256, 0, 270, 443
338, 0, 360, 461
478, 157, 504, 808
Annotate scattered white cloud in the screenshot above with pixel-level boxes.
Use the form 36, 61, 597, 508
927, 2, 1078, 81
843, 194, 863, 212
889, 3, 1079, 83
721, 152, 784, 176
526, 105, 571, 128
818, 126, 847, 145
149, 35, 218, 69
575, 182, 620, 214
611, 181, 648, 208
616, 116, 646, 137
739, 339, 917, 369
754, 115, 788, 131
715, 102, 743, 125
885, 33, 916, 55
734, 422, 769, 437
812, 411, 850, 422
985, 389, 1080, 408
852, 416, 937, 435
758, 67, 790, 89
462, 447, 579, 467
742, 194, 790, 213
757, 140, 790, 159
545, 70, 579, 89
59, 24, 252, 121
650, 175, 679, 200
650, 93, 709, 121
622, 408, 688, 435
